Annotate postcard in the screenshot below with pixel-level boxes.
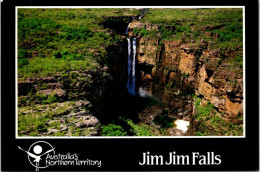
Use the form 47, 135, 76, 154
1, 0, 259, 171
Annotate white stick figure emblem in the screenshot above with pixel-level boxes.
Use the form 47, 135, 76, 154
18, 141, 55, 171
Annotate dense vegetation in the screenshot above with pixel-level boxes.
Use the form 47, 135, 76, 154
102, 116, 164, 136
193, 97, 243, 136
134, 8, 243, 51
18, 8, 138, 78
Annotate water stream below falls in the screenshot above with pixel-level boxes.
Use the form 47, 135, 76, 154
174, 120, 190, 132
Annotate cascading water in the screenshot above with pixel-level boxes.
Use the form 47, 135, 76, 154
126, 38, 132, 94
126, 37, 136, 96
125, 23, 131, 34
131, 38, 136, 94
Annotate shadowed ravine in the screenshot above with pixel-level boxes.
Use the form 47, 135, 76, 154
95, 22, 191, 136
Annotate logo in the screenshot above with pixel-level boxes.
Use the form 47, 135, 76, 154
18, 141, 55, 171
19, 141, 102, 171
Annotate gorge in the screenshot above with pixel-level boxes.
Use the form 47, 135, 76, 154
17, 8, 244, 137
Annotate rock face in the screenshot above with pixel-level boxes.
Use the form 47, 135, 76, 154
179, 52, 196, 76
136, 35, 243, 120
101, 16, 132, 35
18, 100, 101, 136
137, 37, 159, 66
75, 115, 99, 128
46, 101, 102, 136
18, 69, 109, 106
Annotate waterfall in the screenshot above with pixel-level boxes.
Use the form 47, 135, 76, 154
127, 38, 131, 93
131, 38, 136, 95
126, 37, 136, 96
125, 23, 131, 34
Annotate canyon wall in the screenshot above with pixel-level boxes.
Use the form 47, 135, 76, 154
131, 23, 243, 122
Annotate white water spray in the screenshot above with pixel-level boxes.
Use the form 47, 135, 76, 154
174, 119, 190, 132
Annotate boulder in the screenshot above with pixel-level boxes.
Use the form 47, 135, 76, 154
75, 100, 92, 108
225, 96, 241, 117
142, 74, 153, 82
47, 128, 59, 135
75, 115, 99, 128
210, 96, 225, 108
197, 80, 213, 100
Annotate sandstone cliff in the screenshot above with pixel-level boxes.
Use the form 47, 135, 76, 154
130, 21, 243, 133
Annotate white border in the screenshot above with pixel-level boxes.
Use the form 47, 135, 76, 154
15, 6, 246, 139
